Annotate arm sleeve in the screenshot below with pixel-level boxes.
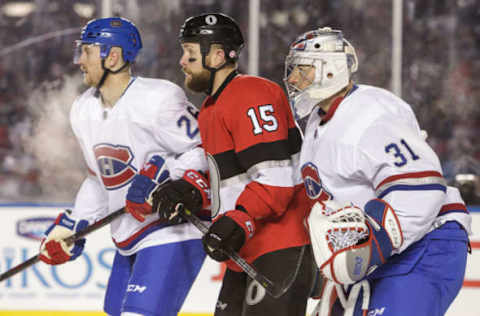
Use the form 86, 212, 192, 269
356, 119, 446, 251
226, 82, 302, 219
71, 175, 109, 223
166, 146, 207, 180
149, 84, 207, 180
152, 84, 202, 155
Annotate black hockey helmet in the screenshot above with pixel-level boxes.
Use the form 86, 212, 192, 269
179, 13, 244, 63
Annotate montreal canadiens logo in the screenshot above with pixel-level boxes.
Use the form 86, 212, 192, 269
94, 143, 137, 190
301, 162, 331, 201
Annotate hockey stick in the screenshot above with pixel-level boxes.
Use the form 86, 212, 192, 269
177, 204, 300, 298
0, 207, 126, 282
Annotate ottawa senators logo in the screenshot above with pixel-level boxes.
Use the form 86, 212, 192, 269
94, 143, 137, 190
301, 162, 332, 202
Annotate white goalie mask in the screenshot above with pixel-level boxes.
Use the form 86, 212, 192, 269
284, 27, 358, 119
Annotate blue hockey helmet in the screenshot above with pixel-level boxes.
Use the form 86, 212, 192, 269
74, 17, 142, 63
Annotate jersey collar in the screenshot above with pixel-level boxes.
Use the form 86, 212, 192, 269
210, 70, 239, 102
319, 84, 358, 125
100, 76, 137, 109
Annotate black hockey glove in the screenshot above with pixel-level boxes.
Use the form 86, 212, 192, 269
152, 169, 209, 223
202, 210, 255, 262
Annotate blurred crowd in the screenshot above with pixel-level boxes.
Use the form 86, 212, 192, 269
0, 0, 479, 204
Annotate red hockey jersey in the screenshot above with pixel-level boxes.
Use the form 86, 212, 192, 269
198, 72, 310, 271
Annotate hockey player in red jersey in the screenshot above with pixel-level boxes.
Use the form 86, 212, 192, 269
152, 13, 315, 316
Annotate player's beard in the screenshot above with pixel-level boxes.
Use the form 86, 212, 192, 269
185, 68, 211, 93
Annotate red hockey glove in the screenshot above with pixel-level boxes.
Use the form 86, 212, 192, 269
126, 155, 170, 222
39, 211, 89, 265
152, 169, 210, 223
202, 210, 255, 262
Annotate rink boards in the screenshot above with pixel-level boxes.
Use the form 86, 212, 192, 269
0, 204, 479, 316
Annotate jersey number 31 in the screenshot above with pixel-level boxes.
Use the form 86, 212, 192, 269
385, 139, 420, 167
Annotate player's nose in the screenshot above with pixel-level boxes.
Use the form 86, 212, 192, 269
179, 54, 188, 67
287, 72, 299, 85
74, 52, 86, 66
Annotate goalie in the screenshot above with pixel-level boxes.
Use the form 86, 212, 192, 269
284, 27, 472, 316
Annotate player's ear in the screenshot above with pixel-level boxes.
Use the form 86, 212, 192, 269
106, 47, 124, 70
208, 45, 226, 68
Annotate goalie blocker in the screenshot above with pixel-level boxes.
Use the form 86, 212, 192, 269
308, 199, 403, 285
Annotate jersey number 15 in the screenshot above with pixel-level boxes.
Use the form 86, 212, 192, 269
247, 104, 279, 135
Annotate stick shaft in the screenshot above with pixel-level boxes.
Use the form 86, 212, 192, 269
0, 255, 40, 282
0, 207, 125, 282
64, 208, 125, 244
179, 206, 284, 297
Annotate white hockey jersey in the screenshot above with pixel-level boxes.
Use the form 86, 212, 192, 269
70, 77, 207, 255
300, 84, 472, 253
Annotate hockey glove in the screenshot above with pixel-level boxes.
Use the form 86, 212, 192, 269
308, 199, 403, 285
39, 211, 89, 265
152, 169, 210, 224
126, 155, 170, 222
202, 210, 255, 262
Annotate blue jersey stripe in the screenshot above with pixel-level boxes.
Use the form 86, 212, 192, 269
378, 184, 447, 199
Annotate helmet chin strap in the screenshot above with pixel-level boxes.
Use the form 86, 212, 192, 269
202, 57, 230, 95
94, 59, 130, 98
199, 42, 231, 95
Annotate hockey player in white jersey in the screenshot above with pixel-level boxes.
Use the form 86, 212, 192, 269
284, 27, 472, 316
38, 17, 210, 316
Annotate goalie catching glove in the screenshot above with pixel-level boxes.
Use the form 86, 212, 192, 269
152, 169, 210, 224
202, 209, 255, 262
126, 155, 170, 222
39, 211, 89, 265
308, 199, 403, 285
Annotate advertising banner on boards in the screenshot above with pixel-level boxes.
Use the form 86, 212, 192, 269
0, 205, 478, 315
